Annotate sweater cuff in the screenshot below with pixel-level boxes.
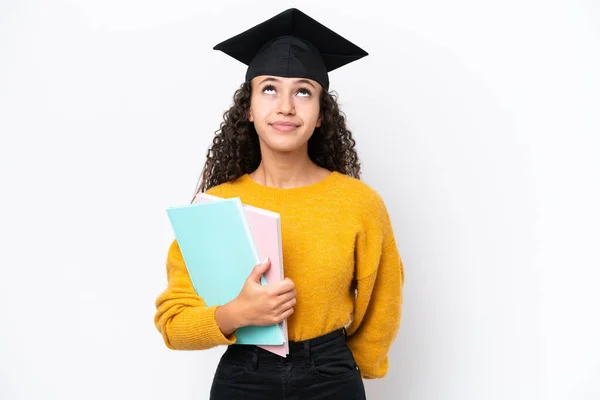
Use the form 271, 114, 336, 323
167, 305, 237, 349
347, 339, 389, 379
204, 306, 237, 346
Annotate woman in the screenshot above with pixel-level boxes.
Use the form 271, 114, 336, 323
154, 8, 404, 399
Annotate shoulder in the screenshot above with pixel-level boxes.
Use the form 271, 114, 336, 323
332, 172, 387, 213
333, 173, 396, 245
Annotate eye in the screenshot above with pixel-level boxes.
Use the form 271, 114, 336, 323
262, 84, 276, 94
297, 87, 312, 97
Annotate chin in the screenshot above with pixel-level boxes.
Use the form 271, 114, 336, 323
265, 142, 304, 153
259, 131, 311, 153
260, 137, 306, 153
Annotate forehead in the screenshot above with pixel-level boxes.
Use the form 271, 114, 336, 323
252, 75, 321, 88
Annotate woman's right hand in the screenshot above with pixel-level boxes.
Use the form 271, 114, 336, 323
215, 257, 295, 337
233, 257, 296, 327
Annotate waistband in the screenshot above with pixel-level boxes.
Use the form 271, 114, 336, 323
288, 327, 347, 353
223, 327, 347, 362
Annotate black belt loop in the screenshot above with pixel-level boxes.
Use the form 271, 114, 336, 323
303, 340, 311, 367
250, 346, 259, 370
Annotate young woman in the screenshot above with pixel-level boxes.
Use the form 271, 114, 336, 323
154, 8, 404, 399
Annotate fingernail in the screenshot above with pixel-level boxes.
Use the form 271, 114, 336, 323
263, 256, 269, 264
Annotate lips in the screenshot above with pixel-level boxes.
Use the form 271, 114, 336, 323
270, 121, 299, 132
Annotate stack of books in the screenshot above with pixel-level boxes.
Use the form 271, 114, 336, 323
166, 193, 289, 357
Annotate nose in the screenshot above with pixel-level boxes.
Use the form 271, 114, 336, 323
277, 93, 295, 115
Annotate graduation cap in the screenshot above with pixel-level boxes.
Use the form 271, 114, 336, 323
213, 8, 368, 90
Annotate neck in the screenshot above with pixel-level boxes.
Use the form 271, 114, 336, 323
251, 146, 321, 189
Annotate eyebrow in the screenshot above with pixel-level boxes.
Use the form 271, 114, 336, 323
259, 77, 316, 89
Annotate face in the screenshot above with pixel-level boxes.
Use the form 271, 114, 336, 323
248, 75, 322, 154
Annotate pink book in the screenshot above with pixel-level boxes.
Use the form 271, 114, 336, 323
193, 192, 289, 357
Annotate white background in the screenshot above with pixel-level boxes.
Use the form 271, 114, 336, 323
1, 1, 599, 399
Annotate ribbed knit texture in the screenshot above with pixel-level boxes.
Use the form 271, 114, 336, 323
154, 171, 404, 378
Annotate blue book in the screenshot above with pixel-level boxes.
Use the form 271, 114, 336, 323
166, 197, 284, 346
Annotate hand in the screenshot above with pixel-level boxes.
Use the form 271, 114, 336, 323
234, 257, 296, 327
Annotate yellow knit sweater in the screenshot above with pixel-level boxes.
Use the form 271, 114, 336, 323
154, 171, 404, 378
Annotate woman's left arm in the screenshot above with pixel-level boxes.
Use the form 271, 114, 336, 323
346, 200, 405, 379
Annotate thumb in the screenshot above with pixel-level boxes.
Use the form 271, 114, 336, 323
249, 257, 271, 282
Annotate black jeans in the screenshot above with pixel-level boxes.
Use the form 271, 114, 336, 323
210, 328, 367, 399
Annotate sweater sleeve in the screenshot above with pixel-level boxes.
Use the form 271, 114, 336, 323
346, 201, 405, 379
154, 239, 237, 350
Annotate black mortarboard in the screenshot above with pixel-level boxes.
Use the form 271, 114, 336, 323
213, 8, 368, 90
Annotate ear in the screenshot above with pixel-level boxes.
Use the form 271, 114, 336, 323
315, 113, 322, 128
248, 109, 253, 122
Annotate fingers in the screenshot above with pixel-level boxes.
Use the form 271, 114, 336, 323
258, 257, 271, 271
249, 258, 271, 282
278, 296, 296, 313
270, 278, 295, 295
269, 304, 295, 324
277, 289, 296, 304
282, 277, 294, 288
270, 292, 296, 322
280, 307, 294, 320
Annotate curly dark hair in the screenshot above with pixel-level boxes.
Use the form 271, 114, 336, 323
192, 81, 361, 199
